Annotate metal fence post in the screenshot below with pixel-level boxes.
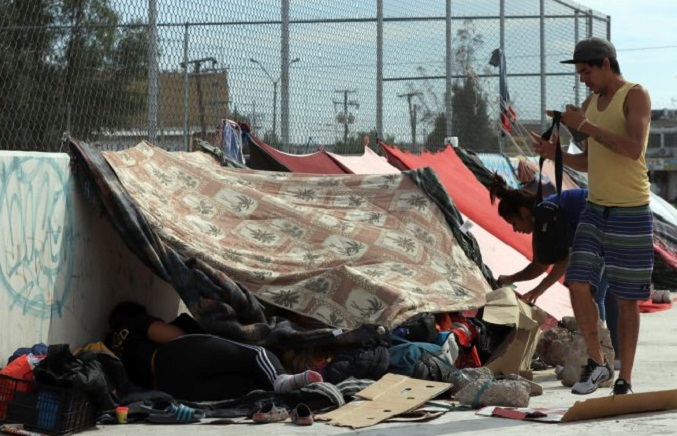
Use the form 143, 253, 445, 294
183, 24, 189, 151
445, 0, 453, 138
574, 9, 580, 107
280, 0, 290, 151
539, 0, 546, 130
376, 0, 383, 142
148, 0, 158, 145
499, 0, 505, 153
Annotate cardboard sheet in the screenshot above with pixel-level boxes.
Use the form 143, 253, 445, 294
477, 388, 677, 423
562, 389, 677, 422
319, 373, 451, 428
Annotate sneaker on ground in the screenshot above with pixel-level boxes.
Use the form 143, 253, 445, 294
612, 378, 632, 395
571, 357, 613, 395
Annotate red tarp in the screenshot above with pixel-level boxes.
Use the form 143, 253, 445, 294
247, 135, 349, 174
381, 144, 533, 261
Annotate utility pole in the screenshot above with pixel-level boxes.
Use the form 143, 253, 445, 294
250, 57, 300, 144
333, 89, 359, 146
398, 92, 423, 146
180, 57, 217, 139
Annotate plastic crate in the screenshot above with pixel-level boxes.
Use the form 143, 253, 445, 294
0, 374, 96, 436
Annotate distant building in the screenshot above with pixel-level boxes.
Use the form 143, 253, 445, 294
647, 109, 677, 203
100, 69, 230, 150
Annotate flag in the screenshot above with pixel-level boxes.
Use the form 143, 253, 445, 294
489, 48, 518, 135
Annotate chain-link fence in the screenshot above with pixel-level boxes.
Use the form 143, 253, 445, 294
0, 0, 609, 154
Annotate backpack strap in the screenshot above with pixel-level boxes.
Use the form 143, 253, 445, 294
536, 111, 563, 203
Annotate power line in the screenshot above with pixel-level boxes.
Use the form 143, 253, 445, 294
617, 44, 677, 52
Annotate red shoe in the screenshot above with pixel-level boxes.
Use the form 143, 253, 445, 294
252, 403, 289, 424
290, 403, 313, 426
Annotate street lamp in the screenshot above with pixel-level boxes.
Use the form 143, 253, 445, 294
250, 57, 300, 138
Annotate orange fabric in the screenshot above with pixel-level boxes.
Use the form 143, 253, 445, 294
0, 355, 37, 383
639, 298, 672, 313
381, 144, 533, 260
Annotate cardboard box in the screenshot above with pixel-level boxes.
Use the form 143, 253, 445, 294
482, 287, 548, 375
319, 373, 451, 428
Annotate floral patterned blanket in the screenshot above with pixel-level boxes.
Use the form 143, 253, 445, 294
99, 141, 491, 329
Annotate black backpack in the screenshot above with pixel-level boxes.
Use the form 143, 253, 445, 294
532, 111, 569, 264
395, 312, 438, 343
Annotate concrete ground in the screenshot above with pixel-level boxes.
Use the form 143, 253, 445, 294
83, 303, 677, 436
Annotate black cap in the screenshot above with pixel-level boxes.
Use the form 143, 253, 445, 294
560, 37, 617, 64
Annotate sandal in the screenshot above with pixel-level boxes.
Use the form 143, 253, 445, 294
290, 403, 313, 426
252, 403, 289, 424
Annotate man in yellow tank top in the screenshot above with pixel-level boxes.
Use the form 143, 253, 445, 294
531, 37, 653, 396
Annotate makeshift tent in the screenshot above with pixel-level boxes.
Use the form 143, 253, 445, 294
246, 134, 348, 174
71, 139, 494, 341
326, 147, 400, 175
264, 141, 570, 319
381, 143, 533, 261
477, 153, 520, 189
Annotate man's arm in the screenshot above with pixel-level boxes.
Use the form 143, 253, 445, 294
520, 258, 568, 304
497, 261, 549, 286
563, 86, 651, 160
147, 320, 187, 343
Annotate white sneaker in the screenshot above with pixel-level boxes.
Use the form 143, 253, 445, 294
571, 358, 613, 395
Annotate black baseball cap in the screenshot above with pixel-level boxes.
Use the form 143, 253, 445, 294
560, 37, 617, 64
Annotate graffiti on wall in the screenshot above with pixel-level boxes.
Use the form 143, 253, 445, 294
0, 156, 76, 319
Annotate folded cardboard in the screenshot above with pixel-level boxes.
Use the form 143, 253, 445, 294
562, 388, 677, 422
319, 373, 451, 428
477, 388, 677, 423
483, 287, 548, 375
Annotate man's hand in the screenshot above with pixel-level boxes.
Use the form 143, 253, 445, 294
496, 275, 513, 287
547, 105, 586, 130
529, 130, 559, 160
520, 287, 546, 305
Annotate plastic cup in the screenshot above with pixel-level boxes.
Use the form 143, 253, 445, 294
115, 406, 129, 424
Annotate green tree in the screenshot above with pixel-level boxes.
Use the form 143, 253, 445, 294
0, 1, 60, 149
450, 75, 497, 151
0, 0, 148, 150
418, 20, 498, 152
449, 20, 498, 151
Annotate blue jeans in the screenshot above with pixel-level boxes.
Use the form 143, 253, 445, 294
594, 274, 620, 358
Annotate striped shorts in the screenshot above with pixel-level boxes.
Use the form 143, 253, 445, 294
565, 202, 653, 301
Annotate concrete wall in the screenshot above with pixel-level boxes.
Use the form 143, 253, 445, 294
0, 151, 179, 364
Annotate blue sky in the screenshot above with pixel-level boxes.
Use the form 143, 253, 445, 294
581, 0, 677, 109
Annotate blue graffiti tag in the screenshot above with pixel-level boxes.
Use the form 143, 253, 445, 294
0, 155, 76, 318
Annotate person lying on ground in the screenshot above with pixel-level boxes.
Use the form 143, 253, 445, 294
105, 301, 322, 401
